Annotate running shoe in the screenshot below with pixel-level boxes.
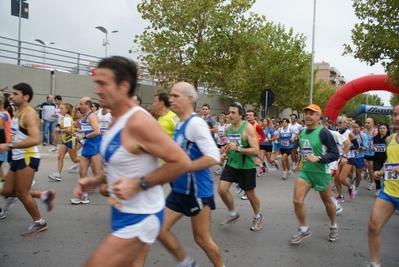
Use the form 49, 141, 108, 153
43, 189, 56, 212
355, 187, 359, 196
274, 161, 279, 170
349, 184, 356, 199
364, 262, 381, 267
241, 194, 248, 200
336, 195, 345, 203
67, 163, 79, 172
282, 171, 287, 180
276, 154, 282, 160
236, 184, 243, 194
220, 213, 240, 226
214, 167, 223, 175
4, 197, 17, 211
290, 228, 311, 244
332, 182, 336, 190
21, 221, 48, 236
70, 197, 90, 204
368, 183, 375, 191
287, 170, 293, 179
329, 225, 339, 242
257, 169, 265, 177
251, 214, 263, 231
48, 147, 58, 152
336, 204, 343, 215
0, 208, 5, 219
48, 173, 61, 181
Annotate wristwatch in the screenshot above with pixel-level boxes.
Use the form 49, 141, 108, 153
342, 155, 348, 159
236, 146, 241, 152
139, 177, 149, 191
82, 133, 87, 139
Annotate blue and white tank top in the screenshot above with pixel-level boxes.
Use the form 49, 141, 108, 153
173, 114, 214, 198
278, 127, 294, 149
81, 111, 102, 146
100, 106, 164, 214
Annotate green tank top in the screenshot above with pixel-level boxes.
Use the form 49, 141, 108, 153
227, 121, 255, 169
299, 125, 329, 173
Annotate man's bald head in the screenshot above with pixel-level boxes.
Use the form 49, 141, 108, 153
172, 82, 197, 103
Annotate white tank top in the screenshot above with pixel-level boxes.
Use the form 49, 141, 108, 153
339, 129, 355, 158
100, 106, 164, 214
11, 107, 40, 160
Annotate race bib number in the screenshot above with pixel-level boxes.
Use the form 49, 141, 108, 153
228, 134, 241, 147
300, 147, 314, 161
280, 139, 289, 147
374, 144, 386, 152
384, 163, 399, 181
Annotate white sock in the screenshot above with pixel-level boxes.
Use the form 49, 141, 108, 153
177, 256, 193, 267
299, 226, 309, 232
229, 210, 237, 217
330, 224, 337, 228
253, 213, 260, 219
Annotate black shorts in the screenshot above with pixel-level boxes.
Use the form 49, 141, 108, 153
260, 145, 272, 152
166, 191, 215, 217
220, 165, 257, 191
364, 155, 374, 161
10, 157, 40, 172
280, 148, 293, 156
338, 157, 355, 165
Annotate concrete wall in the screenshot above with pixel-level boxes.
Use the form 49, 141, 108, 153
0, 62, 230, 114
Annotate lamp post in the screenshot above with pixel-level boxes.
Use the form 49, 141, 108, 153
34, 39, 55, 69
95, 26, 118, 58
309, 0, 317, 104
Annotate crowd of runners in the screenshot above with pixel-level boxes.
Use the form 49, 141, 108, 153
0, 56, 398, 267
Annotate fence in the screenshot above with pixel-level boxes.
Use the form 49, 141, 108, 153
0, 36, 102, 76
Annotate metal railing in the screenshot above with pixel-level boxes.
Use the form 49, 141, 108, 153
0, 36, 102, 75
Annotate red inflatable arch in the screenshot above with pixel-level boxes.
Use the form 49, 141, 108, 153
323, 74, 398, 122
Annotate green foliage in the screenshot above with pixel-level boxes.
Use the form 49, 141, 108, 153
134, 0, 311, 113
390, 92, 399, 106
343, 0, 399, 88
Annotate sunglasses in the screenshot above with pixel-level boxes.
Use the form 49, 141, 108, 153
337, 121, 344, 125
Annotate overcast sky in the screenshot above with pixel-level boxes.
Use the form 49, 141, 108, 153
0, 0, 391, 105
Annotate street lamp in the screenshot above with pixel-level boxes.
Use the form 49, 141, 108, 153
34, 39, 55, 69
309, 0, 317, 104
95, 26, 118, 58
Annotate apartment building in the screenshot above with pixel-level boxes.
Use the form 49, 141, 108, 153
314, 61, 347, 87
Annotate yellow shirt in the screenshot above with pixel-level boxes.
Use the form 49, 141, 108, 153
385, 133, 399, 197
157, 110, 178, 138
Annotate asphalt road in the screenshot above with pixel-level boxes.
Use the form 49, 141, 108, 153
1, 146, 398, 267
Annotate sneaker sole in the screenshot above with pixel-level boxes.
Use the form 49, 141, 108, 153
329, 235, 339, 242
220, 215, 240, 226
21, 225, 48, 236
71, 200, 90, 205
290, 232, 312, 244
48, 175, 61, 182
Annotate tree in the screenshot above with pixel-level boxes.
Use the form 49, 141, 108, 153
133, 0, 311, 112
343, 0, 399, 88
214, 17, 311, 112
133, 0, 256, 90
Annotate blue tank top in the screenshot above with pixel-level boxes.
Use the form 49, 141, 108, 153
81, 112, 102, 147
279, 128, 294, 149
261, 128, 274, 146
173, 114, 214, 198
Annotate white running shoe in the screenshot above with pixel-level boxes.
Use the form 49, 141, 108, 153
48, 173, 61, 181
241, 194, 248, 200
48, 147, 58, 152
67, 163, 79, 172
214, 167, 223, 175
236, 184, 243, 194
368, 183, 375, 191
